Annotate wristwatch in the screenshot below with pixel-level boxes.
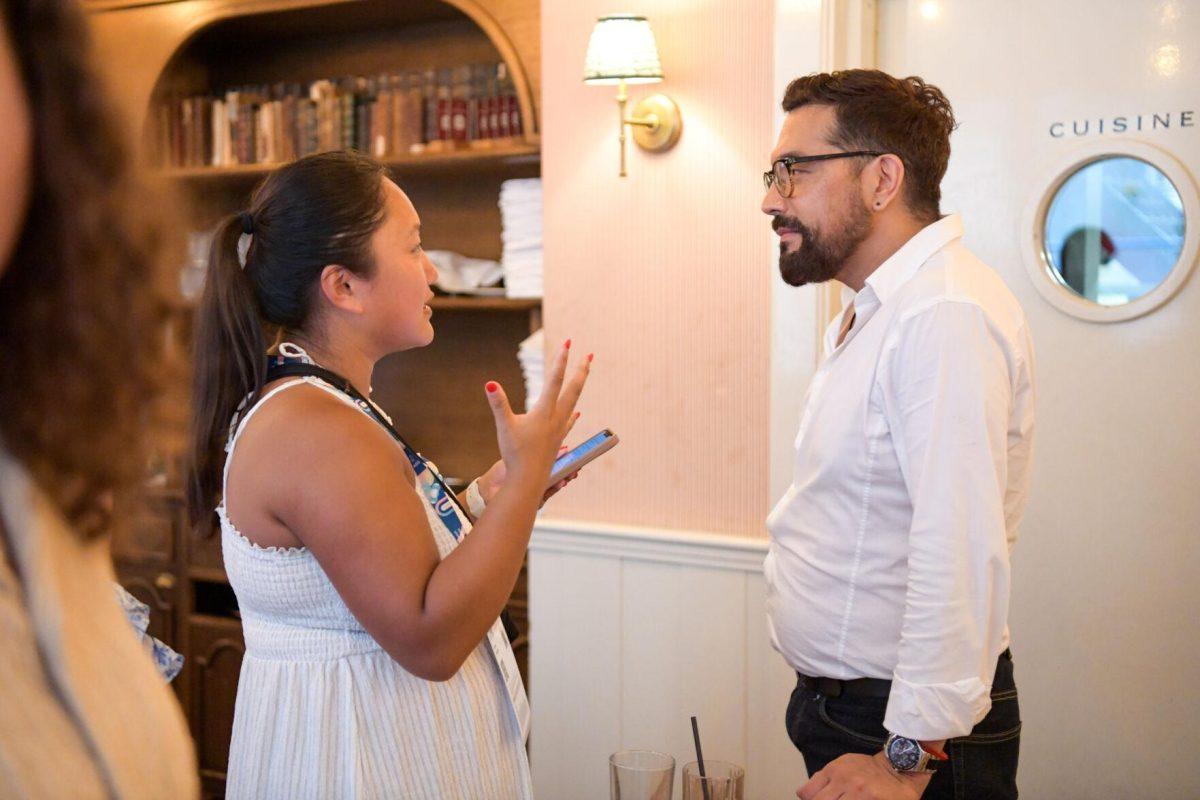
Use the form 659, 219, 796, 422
883, 733, 947, 775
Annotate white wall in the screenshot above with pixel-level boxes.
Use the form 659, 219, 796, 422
876, 1, 1200, 796
770, 1, 825, 503
528, 521, 804, 800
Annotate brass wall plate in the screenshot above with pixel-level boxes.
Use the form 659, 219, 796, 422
630, 93, 682, 152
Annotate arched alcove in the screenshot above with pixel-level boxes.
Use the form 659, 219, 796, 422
88, 0, 540, 144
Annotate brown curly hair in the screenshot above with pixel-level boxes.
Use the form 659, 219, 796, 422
0, 0, 181, 540
782, 69, 958, 222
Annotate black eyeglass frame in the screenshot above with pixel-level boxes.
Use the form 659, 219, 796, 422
763, 151, 884, 197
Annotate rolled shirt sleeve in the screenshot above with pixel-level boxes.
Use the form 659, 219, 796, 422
878, 300, 1017, 741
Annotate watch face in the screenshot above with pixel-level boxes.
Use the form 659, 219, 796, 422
886, 736, 923, 772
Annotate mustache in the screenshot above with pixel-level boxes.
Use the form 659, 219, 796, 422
772, 215, 807, 235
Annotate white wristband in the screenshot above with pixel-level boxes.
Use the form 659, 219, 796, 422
466, 479, 487, 519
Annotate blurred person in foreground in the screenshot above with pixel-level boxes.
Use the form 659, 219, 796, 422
0, 0, 198, 796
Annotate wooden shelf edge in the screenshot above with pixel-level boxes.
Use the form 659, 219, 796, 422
169, 295, 539, 318
188, 611, 242, 628
84, 0, 178, 11
155, 143, 540, 181
189, 566, 230, 584
429, 296, 541, 311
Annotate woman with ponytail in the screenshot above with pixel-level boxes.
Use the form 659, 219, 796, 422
188, 149, 588, 799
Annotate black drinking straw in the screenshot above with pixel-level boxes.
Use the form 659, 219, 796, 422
690, 715, 712, 800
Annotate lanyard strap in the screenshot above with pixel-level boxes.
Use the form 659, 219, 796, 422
262, 358, 521, 644
264, 360, 471, 529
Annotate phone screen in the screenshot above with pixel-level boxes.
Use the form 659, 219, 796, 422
550, 429, 616, 484
554, 429, 613, 473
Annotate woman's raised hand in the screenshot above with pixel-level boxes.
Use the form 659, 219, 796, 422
484, 339, 590, 486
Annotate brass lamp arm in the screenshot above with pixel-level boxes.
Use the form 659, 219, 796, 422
613, 78, 682, 177
623, 114, 660, 129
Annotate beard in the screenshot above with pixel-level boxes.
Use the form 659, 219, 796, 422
773, 198, 872, 287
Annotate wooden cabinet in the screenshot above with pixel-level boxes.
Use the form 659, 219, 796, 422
187, 614, 246, 798
92, 1, 542, 794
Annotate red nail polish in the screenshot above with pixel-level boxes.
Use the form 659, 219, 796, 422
587, 353, 594, 363
486, 381, 498, 393
565, 339, 572, 349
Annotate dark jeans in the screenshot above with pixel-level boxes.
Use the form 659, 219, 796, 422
785, 652, 1021, 800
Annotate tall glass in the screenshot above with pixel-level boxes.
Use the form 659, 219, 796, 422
609, 750, 675, 800
681, 760, 745, 800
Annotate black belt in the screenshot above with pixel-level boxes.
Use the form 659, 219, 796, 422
798, 649, 1012, 699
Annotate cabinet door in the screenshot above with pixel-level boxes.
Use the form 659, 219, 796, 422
187, 615, 244, 797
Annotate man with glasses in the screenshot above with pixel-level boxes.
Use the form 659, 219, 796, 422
761, 70, 1035, 800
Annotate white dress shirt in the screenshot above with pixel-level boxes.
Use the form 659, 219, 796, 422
765, 214, 1036, 741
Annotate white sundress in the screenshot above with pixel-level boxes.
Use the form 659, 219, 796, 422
218, 374, 533, 800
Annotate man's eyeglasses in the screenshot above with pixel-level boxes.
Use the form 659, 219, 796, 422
763, 151, 883, 198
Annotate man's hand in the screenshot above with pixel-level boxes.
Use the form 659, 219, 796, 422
796, 752, 931, 800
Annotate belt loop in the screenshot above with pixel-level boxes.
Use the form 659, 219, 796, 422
825, 679, 842, 699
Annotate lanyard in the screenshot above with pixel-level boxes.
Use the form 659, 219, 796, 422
262, 353, 521, 644
265, 356, 469, 540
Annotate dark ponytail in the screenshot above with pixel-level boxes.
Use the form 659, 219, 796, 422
188, 150, 388, 531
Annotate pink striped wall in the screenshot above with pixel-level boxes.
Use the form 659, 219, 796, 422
540, 0, 776, 536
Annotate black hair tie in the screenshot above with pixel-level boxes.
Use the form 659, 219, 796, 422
238, 211, 255, 235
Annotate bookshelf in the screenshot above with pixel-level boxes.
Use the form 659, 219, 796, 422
87, 2, 542, 796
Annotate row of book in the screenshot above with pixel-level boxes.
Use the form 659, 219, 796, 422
154, 63, 525, 170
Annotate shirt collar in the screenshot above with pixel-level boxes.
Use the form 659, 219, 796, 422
857, 214, 964, 307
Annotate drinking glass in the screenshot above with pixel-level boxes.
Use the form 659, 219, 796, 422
609, 750, 675, 800
681, 760, 745, 800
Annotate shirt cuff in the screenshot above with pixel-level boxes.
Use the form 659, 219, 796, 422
883, 673, 992, 741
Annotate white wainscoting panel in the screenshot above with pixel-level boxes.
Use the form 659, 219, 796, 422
528, 519, 805, 800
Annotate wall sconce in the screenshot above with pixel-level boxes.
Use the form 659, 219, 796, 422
583, 14, 682, 177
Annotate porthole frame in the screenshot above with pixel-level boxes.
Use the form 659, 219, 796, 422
1021, 139, 1199, 322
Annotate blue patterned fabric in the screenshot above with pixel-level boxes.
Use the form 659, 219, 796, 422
408, 453, 465, 540
113, 583, 184, 683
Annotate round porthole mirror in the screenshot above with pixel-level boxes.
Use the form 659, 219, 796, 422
1024, 141, 1200, 322
1045, 157, 1183, 305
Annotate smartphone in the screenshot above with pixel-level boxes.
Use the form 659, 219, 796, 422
548, 429, 619, 488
